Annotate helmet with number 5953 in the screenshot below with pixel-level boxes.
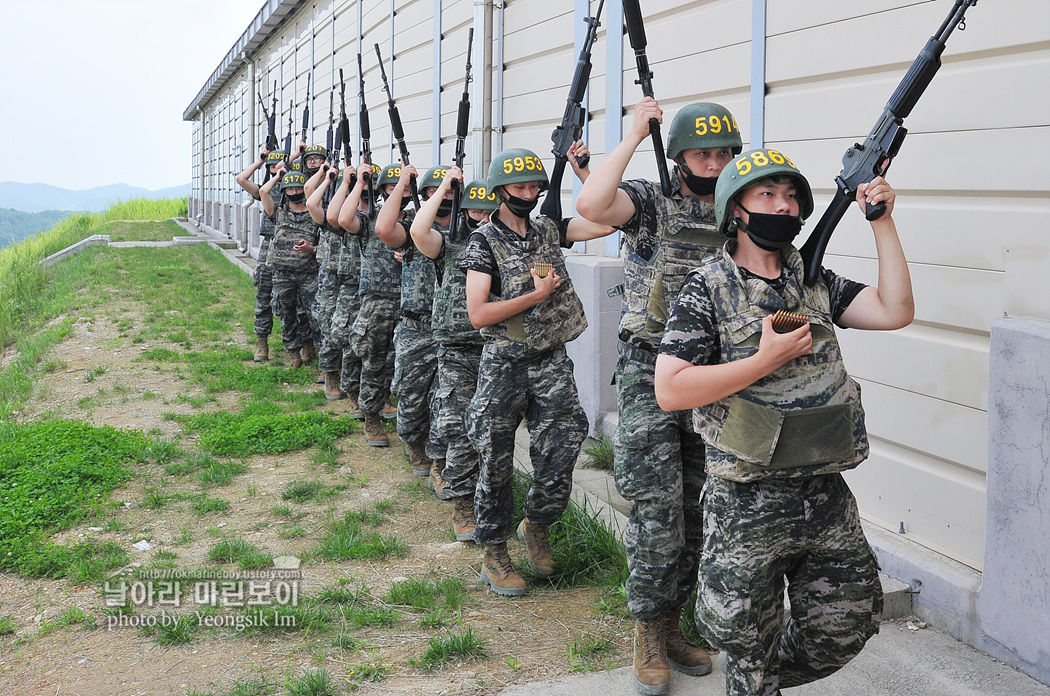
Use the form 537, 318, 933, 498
487, 148, 549, 192
462, 180, 500, 211
715, 148, 814, 237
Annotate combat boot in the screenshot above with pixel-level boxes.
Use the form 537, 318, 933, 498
345, 393, 364, 420
253, 335, 269, 362
381, 399, 397, 420
516, 518, 555, 578
300, 341, 316, 364
633, 618, 669, 695
406, 442, 431, 477
288, 347, 303, 370
480, 542, 526, 597
664, 609, 713, 676
323, 372, 343, 401
429, 459, 453, 499
364, 413, 389, 447
451, 495, 476, 542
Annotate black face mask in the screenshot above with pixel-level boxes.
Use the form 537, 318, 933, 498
736, 203, 803, 250
500, 192, 538, 218
436, 200, 453, 218
464, 215, 482, 231
285, 191, 306, 204
680, 170, 717, 196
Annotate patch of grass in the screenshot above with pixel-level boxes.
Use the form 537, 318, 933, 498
311, 435, 340, 467
239, 602, 329, 635
141, 612, 199, 646
173, 527, 194, 545
278, 524, 307, 539
385, 576, 469, 612
191, 495, 231, 515
0, 615, 17, 635
142, 487, 170, 510
340, 603, 400, 628
281, 479, 327, 503
17, 540, 128, 584
140, 347, 181, 362
316, 580, 369, 606
568, 634, 617, 672
285, 668, 337, 696
581, 431, 614, 471
85, 365, 107, 383
207, 539, 271, 569
271, 505, 294, 518
222, 670, 277, 696
198, 459, 249, 488
177, 409, 358, 457
415, 627, 489, 670
345, 662, 390, 690
175, 392, 216, 408
103, 199, 188, 223
315, 508, 407, 562
332, 633, 364, 651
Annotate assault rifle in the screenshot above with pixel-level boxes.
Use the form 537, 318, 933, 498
324, 89, 337, 204
447, 28, 474, 233
622, 0, 671, 197
799, 0, 979, 286
540, 0, 603, 221
338, 69, 353, 167
375, 43, 422, 210
358, 54, 377, 216
299, 74, 312, 147
258, 80, 278, 183
282, 100, 295, 164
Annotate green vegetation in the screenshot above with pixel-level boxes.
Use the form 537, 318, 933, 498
581, 431, 614, 471
104, 197, 188, 222
315, 506, 407, 562
415, 627, 489, 670
178, 410, 358, 457
285, 668, 337, 696
0, 208, 70, 250
568, 634, 618, 672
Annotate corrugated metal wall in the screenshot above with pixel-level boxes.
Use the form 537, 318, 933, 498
187, 0, 1050, 572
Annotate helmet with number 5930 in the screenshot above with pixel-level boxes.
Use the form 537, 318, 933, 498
487, 148, 549, 192
715, 149, 814, 237
462, 180, 500, 211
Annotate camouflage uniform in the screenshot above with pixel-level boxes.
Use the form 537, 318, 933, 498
349, 210, 405, 416
461, 212, 589, 544
432, 219, 485, 497
392, 234, 438, 447
253, 191, 280, 338
268, 207, 321, 351
315, 225, 344, 374
331, 212, 364, 397
660, 245, 881, 696
613, 173, 723, 620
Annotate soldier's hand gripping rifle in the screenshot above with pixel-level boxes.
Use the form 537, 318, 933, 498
324, 89, 337, 204
358, 54, 377, 216
622, 0, 671, 197
258, 80, 279, 183
374, 43, 422, 210
540, 0, 604, 221
799, 0, 978, 286
447, 28, 474, 233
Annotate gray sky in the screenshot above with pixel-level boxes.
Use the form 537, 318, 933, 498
0, 0, 262, 192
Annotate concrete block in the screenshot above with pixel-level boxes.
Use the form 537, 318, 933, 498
172, 237, 208, 245
878, 574, 913, 621
38, 234, 110, 269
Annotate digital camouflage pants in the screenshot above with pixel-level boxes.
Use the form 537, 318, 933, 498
614, 349, 706, 620
329, 280, 362, 397
349, 294, 396, 416
392, 316, 438, 447
271, 268, 320, 351
434, 342, 483, 498
314, 267, 342, 373
467, 344, 588, 545
698, 473, 882, 696
252, 255, 274, 337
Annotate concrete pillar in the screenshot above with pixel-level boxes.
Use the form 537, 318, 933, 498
979, 316, 1050, 684
564, 255, 624, 434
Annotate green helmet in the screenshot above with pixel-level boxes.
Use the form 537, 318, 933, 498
377, 164, 403, 190
666, 103, 743, 162
487, 148, 548, 192
280, 170, 307, 191
420, 166, 450, 195
289, 161, 302, 172
714, 149, 814, 237
265, 151, 286, 166
303, 144, 328, 163
462, 180, 500, 211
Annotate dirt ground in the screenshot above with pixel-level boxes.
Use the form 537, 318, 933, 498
0, 307, 630, 694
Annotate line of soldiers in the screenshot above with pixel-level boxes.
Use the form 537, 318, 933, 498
235, 93, 912, 696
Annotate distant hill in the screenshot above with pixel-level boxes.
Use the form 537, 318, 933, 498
0, 208, 72, 249
0, 182, 191, 214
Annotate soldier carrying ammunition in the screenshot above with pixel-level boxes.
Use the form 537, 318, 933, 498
459, 144, 614, 597
654, 151, 913, 696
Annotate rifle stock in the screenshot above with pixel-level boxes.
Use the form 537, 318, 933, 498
357, 54, 377, 216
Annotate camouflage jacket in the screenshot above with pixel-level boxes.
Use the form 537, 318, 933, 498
432, 219, 483, 345
267, 206, 319, 273
356, 208, 408, 298
336, 215, 363, 288
400, 226, 437, 317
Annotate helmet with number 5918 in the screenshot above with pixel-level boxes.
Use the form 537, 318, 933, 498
715, 149, 814, 237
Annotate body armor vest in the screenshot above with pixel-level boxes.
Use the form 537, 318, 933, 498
693, 248, 868, 482
620, 178, 723, 351
433, 220, 482, 345
336, 215, 363, 288
356, 211, 403, 298
258, 191, 283, 239
478, 213, 587, 358
319, 226, 341, 273
400, 231, 437, 317
267, 207, 319, 273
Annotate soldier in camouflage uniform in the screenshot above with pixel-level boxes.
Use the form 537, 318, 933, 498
461, 146, 613, 597
306, 154, 348, 400
338, 163, 405, 446
576, 99, 743, 693
410, 168, 500, 540
654, 150, 913, 696
236, 149, 288, 362
259, 167, 322, 368
375, 163, 435, 475
296, 144, 330, 366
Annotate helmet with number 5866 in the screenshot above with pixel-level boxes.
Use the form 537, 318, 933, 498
487, 148, 549, 191
715, 149, 814, 237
